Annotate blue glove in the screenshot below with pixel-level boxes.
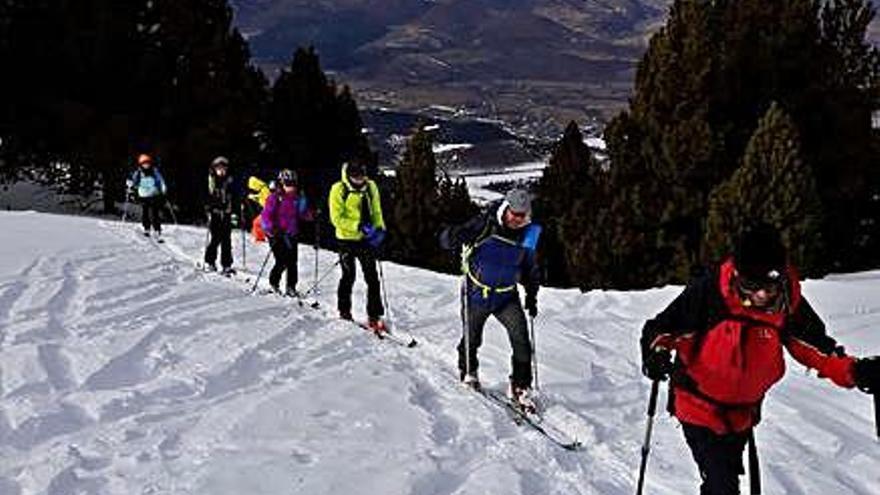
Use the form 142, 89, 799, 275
361, 224, 375, 237
365, 227, 386, 248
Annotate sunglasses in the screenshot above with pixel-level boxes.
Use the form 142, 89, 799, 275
738, 277, 781, 294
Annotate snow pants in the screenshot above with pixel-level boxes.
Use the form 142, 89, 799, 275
269, 234, 298, 290
205, 212, 233, 269
682, 423, 749, 495
337, 241, 383, 320
140, 196, 163, 233
458, 289, 532, 388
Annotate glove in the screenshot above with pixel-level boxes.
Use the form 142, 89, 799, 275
642, 348, 674, 381
231, 213, 239, 228
361, 224, 375, 237
365, 227, 386, 248
854, 356, 880, 394
524, 292, 538, 317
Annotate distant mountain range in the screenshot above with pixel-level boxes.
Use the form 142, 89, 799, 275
230, 0, 879, 137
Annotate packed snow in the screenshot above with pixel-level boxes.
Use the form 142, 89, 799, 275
0, 211, 878, 494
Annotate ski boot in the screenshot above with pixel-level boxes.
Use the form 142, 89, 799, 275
367, 318, 388, 337
508, 382, 537, 414
460, 371, 481, 391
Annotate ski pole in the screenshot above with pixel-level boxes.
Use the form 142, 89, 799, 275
204, 213, 211, 250
377, 258, 395, 328
121, 191, 130, 224
300, 259, 341, 297
636, 379, 660, 495
250, 247, 272, 293
529, 314, 539, 390
462, 276, 472, 380
164, 197, 179, 226
874, 393, 879, 439
240, 202, 247, 271
313, 210, 321, 294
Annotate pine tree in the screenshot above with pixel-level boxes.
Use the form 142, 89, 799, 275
391, 126, 441, 261
603, 0, 879, 285
389, 125, 476, 272
704, 102, 824, 275
536, 121, 600, 286
269, 47, 371, 204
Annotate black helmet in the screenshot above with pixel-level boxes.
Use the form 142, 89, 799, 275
278, 168, 297, 186
735, 223, 787, 285
346, 161, 366, 179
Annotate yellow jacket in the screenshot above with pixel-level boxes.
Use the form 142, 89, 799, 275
247, 176, 272, 208
328, 163, 385, 241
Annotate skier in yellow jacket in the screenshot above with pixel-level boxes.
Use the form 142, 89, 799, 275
328, 161, 387, 332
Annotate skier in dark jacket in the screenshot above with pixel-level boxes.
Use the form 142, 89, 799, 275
126, 153, 167, 238
204, 156, 237, 274
439, 188, 542, 412
641, 223, 880, 495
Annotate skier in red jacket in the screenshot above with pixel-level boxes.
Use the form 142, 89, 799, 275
641, 223, 879, 495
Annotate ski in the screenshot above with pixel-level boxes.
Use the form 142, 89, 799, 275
347, 319, 418, 348
195, 262, 251, 284
475, 387, 582, 451
295, 293, 321, 310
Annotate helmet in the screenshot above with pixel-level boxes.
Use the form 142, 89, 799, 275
504, 188, 532, 216
137, 153, 152, 166
211, 156, 229, 168
277, 168, 297, 186
346, 161, 366, 178
735, 223, 787, 285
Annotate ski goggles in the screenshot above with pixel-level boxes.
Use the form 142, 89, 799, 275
737, 276, 782, 295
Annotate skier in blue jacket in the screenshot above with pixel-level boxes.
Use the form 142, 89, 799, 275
440, 188, 542, 411
126, 153, 167, 238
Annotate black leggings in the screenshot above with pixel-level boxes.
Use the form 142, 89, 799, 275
140, 196, 163, 233
269, 234, 298, 290
337, 241, 383, 320
205, 213, 233, 269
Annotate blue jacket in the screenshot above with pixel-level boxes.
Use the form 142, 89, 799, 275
128, 167, 167, 199
440, 201, 541, 309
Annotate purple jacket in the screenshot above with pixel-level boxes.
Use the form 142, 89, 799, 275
261, 191, 311, 237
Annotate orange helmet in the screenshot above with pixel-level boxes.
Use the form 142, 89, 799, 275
137, 153, 152, 166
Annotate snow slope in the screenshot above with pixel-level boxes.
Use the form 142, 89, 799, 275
0, 211, 877, 494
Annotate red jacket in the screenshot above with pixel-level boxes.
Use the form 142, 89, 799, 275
641, 258, 855, 434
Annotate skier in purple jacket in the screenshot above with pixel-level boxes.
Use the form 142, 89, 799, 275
260, 169, 313, 296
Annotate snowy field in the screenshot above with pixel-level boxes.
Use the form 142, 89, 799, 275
0, 211, 878, 494
452, 162, 548, 203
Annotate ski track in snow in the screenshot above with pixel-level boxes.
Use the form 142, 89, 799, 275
0, 211, 877, 494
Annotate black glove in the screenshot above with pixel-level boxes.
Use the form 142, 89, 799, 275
642, 348, 674, 381
524, 292, 537, 317
854, 356, 880, 394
